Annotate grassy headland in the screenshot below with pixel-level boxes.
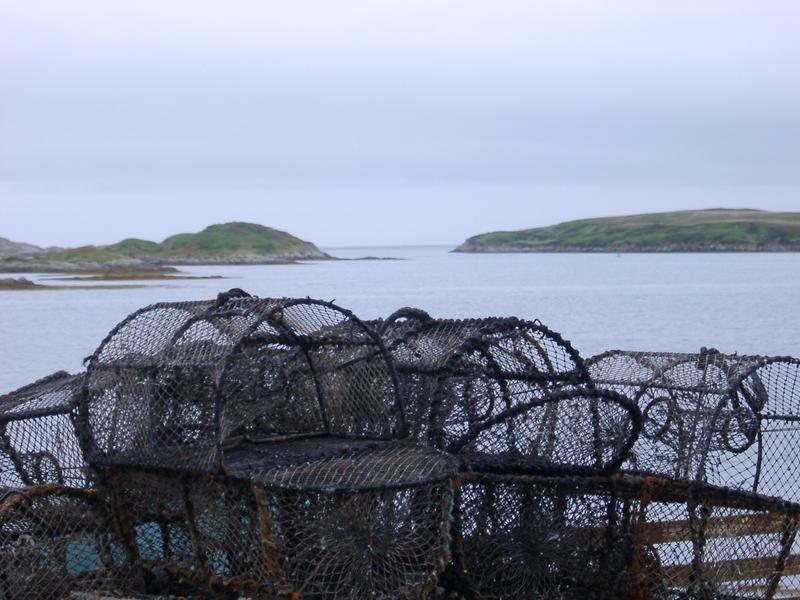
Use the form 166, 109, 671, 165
1, 222, 330, 272
454, 209, 800, 253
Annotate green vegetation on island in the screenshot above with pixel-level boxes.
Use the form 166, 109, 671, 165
454, 209, 800, 253
1, 222, 330, 272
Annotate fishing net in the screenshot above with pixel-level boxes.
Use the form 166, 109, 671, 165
588, 350, 800, 503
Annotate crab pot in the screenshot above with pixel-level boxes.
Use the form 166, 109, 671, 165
446, 473, 800, 600
81, 293, 460, 598
0, 371, 89, 489
379, 313, 641, 476
587, 350, 800, 502
0, 485, 140, 600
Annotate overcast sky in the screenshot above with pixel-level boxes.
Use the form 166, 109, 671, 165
1, 0, 798, 247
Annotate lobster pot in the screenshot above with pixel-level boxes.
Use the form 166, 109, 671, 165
252, 482, 453, 600
380, 314, 591, 440
380, 313, 640, 475
0, 486, 140, 600
217, 299, 404, 442
449, 474, 630, 599
82, 294, 407, 474
742, 357, 800, 504
81, 298, 237, 472
83, 293, 459, 598
448, 473, 800, 600
106, 470, 275, 597
0, 371, 88, 488
588, 350, 800, 502
110, 442, 458, 600
223, 436, 458, 599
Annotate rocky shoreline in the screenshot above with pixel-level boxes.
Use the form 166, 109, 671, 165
454, 243, 800, 253
0, 277, 151, 290
0, 253, 332, 273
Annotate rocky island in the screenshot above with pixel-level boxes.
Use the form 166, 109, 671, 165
1, 222, 330, 272
454, 208, 800, 253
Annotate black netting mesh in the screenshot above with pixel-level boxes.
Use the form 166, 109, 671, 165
81, 296, 409, 474
108, 468, 454, 599
0, 485, 140, 599
454, 388, 641, 477
380, 315, 589, 443
588, 350, 800, 504
447, 474, 800, 600
252, 483, 452, 599
3, 291, 800, 598
1, 371, 89, 489
379, 315, 641, 477
226, 438, 458, 492
74, 293, 459, 598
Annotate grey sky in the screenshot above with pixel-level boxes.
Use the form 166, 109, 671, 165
1, 0, 798, 247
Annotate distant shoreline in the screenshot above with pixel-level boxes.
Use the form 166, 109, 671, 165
453, 246, 800, 254
0, 259, 302, 273
455, 209, 800, 254
0, 254, 407, 274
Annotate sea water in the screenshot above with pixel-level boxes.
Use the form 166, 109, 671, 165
1, 247, 798, 393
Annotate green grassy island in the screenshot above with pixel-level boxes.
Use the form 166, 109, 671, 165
454, 209, 800, 253
1, 222, 330, 272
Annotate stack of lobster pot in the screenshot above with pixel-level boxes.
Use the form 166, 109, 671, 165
1, 290, 799, 600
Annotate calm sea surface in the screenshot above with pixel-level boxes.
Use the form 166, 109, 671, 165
1, 246, 798, 393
